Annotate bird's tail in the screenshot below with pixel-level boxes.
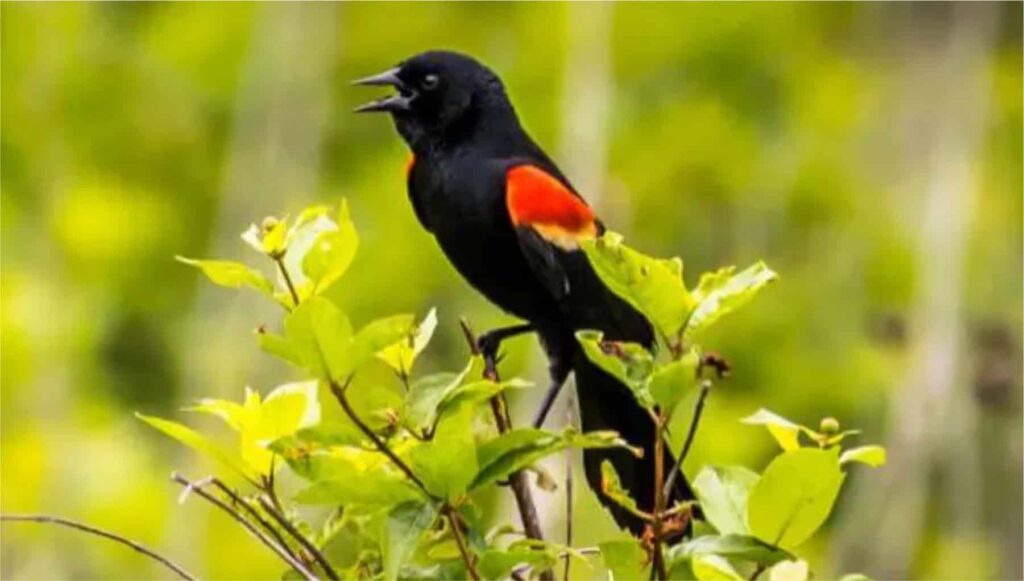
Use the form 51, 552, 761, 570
572, 346, 695, 537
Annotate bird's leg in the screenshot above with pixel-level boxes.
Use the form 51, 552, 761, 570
476, 323, 535, 361
531, 360, 571, 429
477, 324, 535, 381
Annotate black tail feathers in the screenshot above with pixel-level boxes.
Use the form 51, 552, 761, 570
572, 348, 695, 538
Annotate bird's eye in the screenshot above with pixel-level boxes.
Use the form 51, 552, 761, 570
421, 74, 440, 91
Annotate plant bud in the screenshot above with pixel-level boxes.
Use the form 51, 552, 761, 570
261, 216, 280, 233
819, 417, 840, 435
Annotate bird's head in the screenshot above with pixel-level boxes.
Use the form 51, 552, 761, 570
353, 51, 512, 149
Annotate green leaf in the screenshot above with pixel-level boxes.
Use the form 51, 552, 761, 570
479, 543, 558, 580
839, 445, 886, 468
686, 262, 777, 336
600, 460, 648, 520
582, 232, 695, 340
649, 350, 700, 419
740, 409, 807, 452
670, 534, 790, 567
471, 428, 631, 491
404, 356, 483, 430
747, 448, 845, 549
349, 314, 415, 369
692, 466, 760, 536
302, 230, 356, 297
437, 378, 531, 422
377, 308, 438, 376
136, 413, 255, 480
409, 406, 478, 499
261, 297, 353, 380
187, 398, 246, 431
405, 372, 462, 429
256, 331, 304, 368
600, 539, 648, 581
768, 560, 809, 581
576, 330, 655, 407
383, 501, 439, 580
175, 257, 275, 298
692, 554, 743, 581
288, 442, 422, 506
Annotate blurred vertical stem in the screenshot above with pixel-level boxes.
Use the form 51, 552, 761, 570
831, 4, 1000, 577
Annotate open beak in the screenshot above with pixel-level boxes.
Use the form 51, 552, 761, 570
352, 67, 414, 113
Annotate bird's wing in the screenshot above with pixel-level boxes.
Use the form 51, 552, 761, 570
504, 163, 600, 302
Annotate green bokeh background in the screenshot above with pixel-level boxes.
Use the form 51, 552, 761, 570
2, 2, 1020, 579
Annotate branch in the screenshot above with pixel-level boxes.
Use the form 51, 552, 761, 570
257, 495, 339, 580
1, 514, 196, 580
210, 478, 305, 569
445, 506, 480, 581
460, 318, 553, 581
172, 473, 318, 580
274, 256, 301, 307
327, 377, 438, 502
663, 379, 712, 499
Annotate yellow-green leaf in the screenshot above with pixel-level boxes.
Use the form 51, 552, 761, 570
599, 539, 648, 581
377, 308, 438, 376
769, 560, 810, 581
176, 257, 274, 298
136, 413, 255, 480
747, 448, 844, 549
692, 554, 744, 581
686, 261, 777, 336
300, 201, 358, 296
740, 409, 806, 451
649, 350, 700, 419
599, 460, 648, 520
839, 445, 886, 468
383, 501, 439, 580
576, 330, 655, 407
582, 232, 694, 340
692, 465, 760, 536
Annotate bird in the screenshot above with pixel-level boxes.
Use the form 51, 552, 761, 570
354, 50, 693, 537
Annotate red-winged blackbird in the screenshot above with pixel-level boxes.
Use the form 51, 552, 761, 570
355, 50, 693, 536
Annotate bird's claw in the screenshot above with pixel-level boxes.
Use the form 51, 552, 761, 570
476, 331, 502, 361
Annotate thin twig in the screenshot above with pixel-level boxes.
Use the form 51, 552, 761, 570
1, 514, 196, 580
258, 495, 339, 580
749, 563, 767, 580
209, 478, 304, 568
327, 377, 438, 502
663, 380, 712, 498
445, 507, 480, 581
274, 256, 301, 307
171, 473, 318, 580
264, 458, 285, 515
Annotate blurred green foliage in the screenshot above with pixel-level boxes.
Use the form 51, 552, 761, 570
2, 2, 1020, 580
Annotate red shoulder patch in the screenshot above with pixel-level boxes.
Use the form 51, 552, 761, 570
506, 165, 597, 250
405, 154, 416, 177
